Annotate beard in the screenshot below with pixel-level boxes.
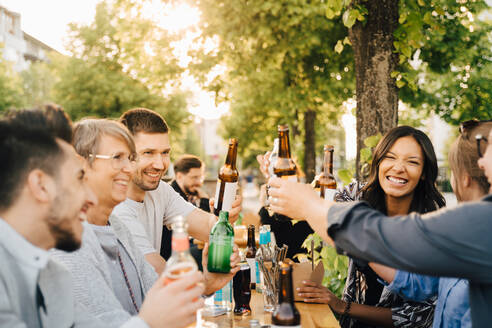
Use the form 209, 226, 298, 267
47, 219, 81, 252
46, 197, 82, 252
184, 185, 199, 196
133, 169, 162, 191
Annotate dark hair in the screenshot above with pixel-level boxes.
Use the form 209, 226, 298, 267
174, 155, 203, 174
119, 108, 169, 135
361, 125, 445, 214
0, 110, 67, 210
4, 104, 73, 143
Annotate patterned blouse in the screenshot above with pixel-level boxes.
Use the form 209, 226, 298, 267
334, 182, 436, 328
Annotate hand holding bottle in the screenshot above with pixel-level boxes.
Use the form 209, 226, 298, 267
202, 242, 240, 295
139, 271, 204, 328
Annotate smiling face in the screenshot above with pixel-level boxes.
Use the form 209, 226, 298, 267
378, 136, 424, 202
47, 142, 97, 251
478, 130, 492, 193
85, 135, 133, 208
132, 132, 171, 191
177, 167, 204, 195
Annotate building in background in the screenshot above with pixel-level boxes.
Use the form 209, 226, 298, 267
0, 5, 56, 71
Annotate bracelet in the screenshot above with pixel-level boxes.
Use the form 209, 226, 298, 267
341, 301, 352, 319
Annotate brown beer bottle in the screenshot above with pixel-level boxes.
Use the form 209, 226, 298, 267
272, 125, 297, 182
245, 225, 257, 289
214, 138, 239, 216
271, 262, 301, 327
319, 145, 337, 200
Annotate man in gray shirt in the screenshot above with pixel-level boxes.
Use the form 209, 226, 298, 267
268, 127, 492, 326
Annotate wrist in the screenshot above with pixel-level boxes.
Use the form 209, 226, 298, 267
333, 299, 347, 314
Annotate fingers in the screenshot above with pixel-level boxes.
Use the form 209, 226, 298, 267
301, 280, 319, 287
230, 246, 240, 268
209, 198, 215, 212
267, 176, 283, 188
202, 243, 209, 257
297, 286, 322, 293
166, 271, 204, 292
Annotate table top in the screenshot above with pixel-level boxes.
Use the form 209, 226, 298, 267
190, 291, 340, 328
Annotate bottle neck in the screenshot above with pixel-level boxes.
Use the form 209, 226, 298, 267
224, 140, 238, 169
277, 130, 291, 159
278, 267, 294, 304
323, 148, 334, 176
171, 230, 190, 253
247, 228, 256, 249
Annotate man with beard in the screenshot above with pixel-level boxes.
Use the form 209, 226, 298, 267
114, 108, 241, 274
167, 155, 210, 267
0, 107, 101, 327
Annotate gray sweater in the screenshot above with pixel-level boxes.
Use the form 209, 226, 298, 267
326, 194, 492, 327
51, 217, 157, 327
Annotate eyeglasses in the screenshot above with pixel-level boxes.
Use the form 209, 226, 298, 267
89, 152, 137, 170
459, 119, 492, 135
476, 134, 489, 158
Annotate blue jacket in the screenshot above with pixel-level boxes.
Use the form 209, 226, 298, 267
387, 271, 470, 327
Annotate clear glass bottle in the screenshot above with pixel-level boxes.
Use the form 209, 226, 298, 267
162, 216, 198, 285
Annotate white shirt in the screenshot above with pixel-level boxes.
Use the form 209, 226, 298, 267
0, 218, 49, 328
111, 181, 195, 254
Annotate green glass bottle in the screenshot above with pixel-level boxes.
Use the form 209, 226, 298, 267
208, 211, 234, 273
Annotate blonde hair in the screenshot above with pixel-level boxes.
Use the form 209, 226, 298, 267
448, 122, 492, 195
73, 118, 136, 164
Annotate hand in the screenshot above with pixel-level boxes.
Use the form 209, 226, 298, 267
139, 271, 205, 328
259, 184, 268, 207
296, 280, 345, 313
228, 195, 242, 223
209, 195, 242, 223
268, 177, 324, 220
257, 152, 271, 179
201, 242, 241, 295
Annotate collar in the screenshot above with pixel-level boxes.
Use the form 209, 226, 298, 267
0, 218, 50, 270
171, 180, 188, 200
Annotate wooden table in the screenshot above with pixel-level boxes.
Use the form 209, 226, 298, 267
190, 291, 340, 328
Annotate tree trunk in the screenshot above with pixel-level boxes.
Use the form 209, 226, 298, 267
303, 109, 316, 183
349, 0, 399, 180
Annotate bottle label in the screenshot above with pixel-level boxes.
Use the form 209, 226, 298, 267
210, 234, 234, 247
246, 258, 257, 283
324, 189, 337, 201
255, 261, 261, 285
171, 237, 189, 252
214, 180, 238, 212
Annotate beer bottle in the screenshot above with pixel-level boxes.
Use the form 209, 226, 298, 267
245, 225, 258, 289
319, 145, 337, 200
273, 125, 297, 182
233, 263, 252, 315
163, 216, 198, 285
271, 263, 301, 327
214, 138, 239, 216
208, 211, 234, 273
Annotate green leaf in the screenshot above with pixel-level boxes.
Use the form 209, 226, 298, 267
334, 40, 344, 54
343, 36, 351, 45
396, 80, 406, 88
337, 169, 354, 185
342, 9, 356, 28
417, 0, 425, 6
364, 133, 381, 148
326, 7, 336, 19
390, 71, 400, 78
360, 147, 372, 163
399, 11, 408, 24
